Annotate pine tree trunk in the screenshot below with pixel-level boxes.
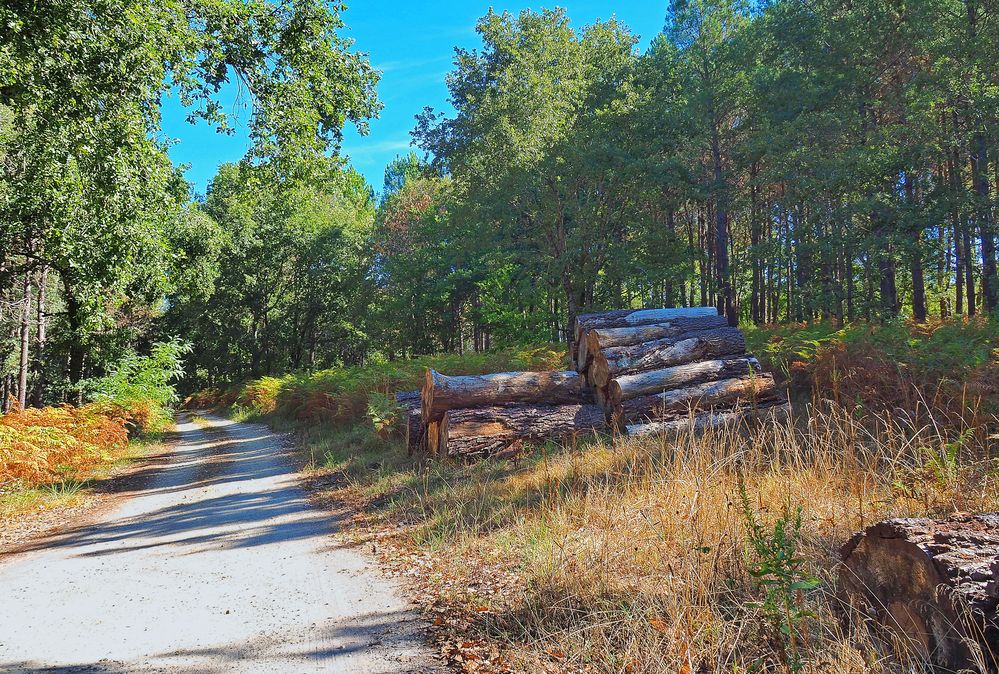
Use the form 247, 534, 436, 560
607, 356, 762, 408
614, 374, 778, 425
17, 271, 31, 408
423, 369, 589, 422
32, 265, 47, 406
583, 314, 727, 362
625, 399, 790, 436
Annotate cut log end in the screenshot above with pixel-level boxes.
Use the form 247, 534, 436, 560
839, 513, 999, 672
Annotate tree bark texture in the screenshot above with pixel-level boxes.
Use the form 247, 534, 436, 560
614, 374, 778, 425
625, 399, 790, 437
839, 513, 999, 672
422, 369, 589, 422
578, 314, 728, 371
572, 307, 719, 365
607, 356, 762, 407
588, 327, 746, 388
436, 403, 606, 457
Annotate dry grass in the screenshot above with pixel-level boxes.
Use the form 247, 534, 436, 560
302, 400, 998, 673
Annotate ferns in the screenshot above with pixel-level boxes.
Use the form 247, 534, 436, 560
0, 404, 129, 486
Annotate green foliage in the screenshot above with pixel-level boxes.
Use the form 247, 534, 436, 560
87, 338, 192, 432
189, 345, 566, 426
0, 0, 378, 400
366, 392, 401, 435
738, 478, 819, 673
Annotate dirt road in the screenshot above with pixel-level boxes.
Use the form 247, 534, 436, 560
0, 414, 436, 673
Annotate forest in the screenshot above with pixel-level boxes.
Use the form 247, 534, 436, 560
2, 0, 999, 672
2, 0, 997, 397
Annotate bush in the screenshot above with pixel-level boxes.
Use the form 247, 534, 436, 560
746, 317, 999, 428
188, 344, 567, 426
86, 337, 191, 433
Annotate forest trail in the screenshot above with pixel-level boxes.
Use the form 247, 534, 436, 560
0, 414, 434, 674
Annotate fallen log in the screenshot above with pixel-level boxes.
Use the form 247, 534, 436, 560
436, 403, 606, 457
839, 514, 999, 672
625, 399, 790, 436
607, 356, 762, 407
395, 390, 423, 452
572, 307, 719, 368
422, 369, 589, 422
614, 374, 778, 425
588, 327, 746, 389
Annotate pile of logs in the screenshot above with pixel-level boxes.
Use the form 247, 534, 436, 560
572, 307, 788, 434
418, 369, 603, 457
396, 306, 787, 457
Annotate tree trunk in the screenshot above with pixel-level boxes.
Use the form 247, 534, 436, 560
614, 374, 778, 425
589, 327, 746, 389
625, 399, 790, 436
906, 173, 928, 323
422, 369, 589, 422
436, 403, 606, 457
17, 271, 31, 408
972, 132, 997, 312
711, 119, 736, 326
32, 265, 47, 406
64, 280, 85, 404
582, 314, 728, 364
607, 356, 762, 408
839, 513, 999, 672
395, 390, 423, 454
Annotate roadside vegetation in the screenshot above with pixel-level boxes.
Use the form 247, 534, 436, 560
194, 317, 999, 673
0, 341, 188, 520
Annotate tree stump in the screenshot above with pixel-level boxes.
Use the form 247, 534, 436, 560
839, 513, 999, 671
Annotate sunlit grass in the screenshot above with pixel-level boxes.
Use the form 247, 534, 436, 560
291, 400, 998, 673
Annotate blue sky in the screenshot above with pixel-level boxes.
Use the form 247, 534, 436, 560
161, 2, 668, 197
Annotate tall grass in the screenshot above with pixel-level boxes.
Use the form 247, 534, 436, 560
302, 400, 997, 673
197, 320, 999, 671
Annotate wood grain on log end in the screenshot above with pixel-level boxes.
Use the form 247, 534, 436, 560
839, 513, 999, 671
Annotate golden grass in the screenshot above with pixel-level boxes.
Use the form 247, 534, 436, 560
302, 401, 998, 673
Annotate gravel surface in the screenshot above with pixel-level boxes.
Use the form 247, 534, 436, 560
0, 414, 438, 673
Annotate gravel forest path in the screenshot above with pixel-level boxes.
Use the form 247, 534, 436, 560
0, 414, 435, 674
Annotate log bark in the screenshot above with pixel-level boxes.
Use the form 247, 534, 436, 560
586, 314, 729, 354
608, 356, 762, 407
422, 369, 589, 422
614, 374, 778, 425
395, 390, 421, 409
437, 403, 606, 457
395, 390, 423, 453
839, 513, 999, 671
625, 399, 790, 436
589, 327, 746, 388
573, 306, 719, 345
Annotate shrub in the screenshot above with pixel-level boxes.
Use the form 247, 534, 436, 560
188, 344, 567, 426
87, 337, 191, 433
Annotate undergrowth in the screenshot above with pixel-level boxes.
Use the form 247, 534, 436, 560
194, 319, 999, 673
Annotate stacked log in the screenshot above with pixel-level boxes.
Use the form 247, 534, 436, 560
572, 307, 787, 434
394, 390, 423, 453
398, 306, 787, 457
420, 369, 600, 457
840, 513, 999, 671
